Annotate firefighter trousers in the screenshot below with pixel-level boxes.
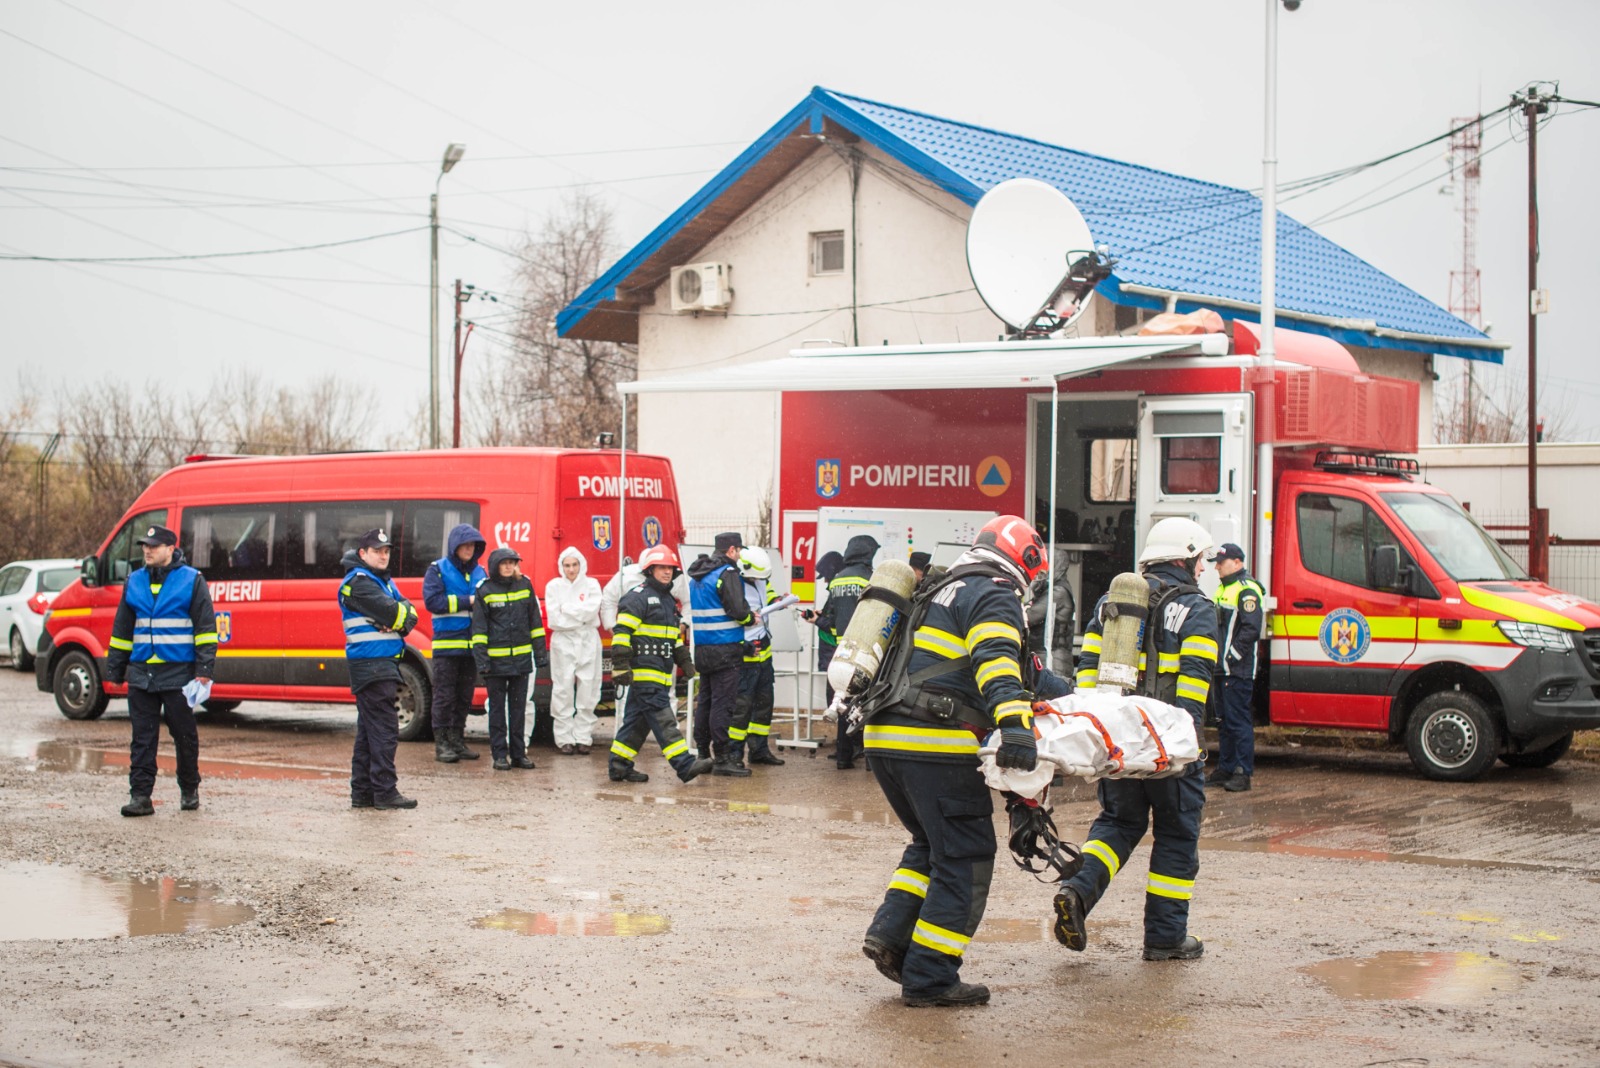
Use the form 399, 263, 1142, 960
731, 658, 776, 760
1062, 765, 1204, 949
866, 755, 996, 998
609, 684, 698, 780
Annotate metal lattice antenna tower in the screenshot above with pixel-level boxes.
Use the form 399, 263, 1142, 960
1447, 115, 1484, 441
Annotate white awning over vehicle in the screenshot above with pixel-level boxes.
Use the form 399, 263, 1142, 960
616, 333, 1231, 395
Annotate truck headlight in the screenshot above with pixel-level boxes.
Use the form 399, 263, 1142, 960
1497, 621, 1575, 651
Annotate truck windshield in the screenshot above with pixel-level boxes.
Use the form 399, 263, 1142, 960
1381, 491, 1525, 582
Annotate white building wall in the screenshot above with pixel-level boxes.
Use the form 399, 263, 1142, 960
1418, 442, 1600, 535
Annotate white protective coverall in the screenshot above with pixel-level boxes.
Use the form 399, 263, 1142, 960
544, 547, 603, 748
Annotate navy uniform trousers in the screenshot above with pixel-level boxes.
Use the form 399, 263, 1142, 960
1062, 764, 1204, 948
430, 655, 477, 734
127, 687, 201, 797
1217, 675, 1256, 776
609, 684, 699, 779
351, 678, 401, 802
692, 664, 740, 759
865, 755, 996, 998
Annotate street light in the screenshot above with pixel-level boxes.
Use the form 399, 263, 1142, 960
429, 142, 467, 449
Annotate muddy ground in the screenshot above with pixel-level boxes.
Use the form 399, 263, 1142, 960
1, 667, 1598, 1067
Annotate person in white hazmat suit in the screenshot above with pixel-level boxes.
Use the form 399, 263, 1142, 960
544, 547, 604, 754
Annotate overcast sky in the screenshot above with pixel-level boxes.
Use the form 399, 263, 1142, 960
4, 0, 1597, 441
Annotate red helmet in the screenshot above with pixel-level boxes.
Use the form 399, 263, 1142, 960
975, 515, 1049, 582
637, 544, 680, 571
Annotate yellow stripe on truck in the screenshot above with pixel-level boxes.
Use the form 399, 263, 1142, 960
1459, 584, 1585, 631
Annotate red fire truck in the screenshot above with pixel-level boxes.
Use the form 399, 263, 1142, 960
629, 321, 1600, 781
36, 448, 685, 741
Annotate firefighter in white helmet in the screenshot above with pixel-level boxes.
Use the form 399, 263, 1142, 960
1053, 516, 1220, 962
731, 547, 786, 767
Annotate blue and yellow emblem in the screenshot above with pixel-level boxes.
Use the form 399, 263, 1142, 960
215, 611, 232, 645
641, 515, 662, 548
1318, 607, 1370, 664
816, 458, 842, 499
591, 515, 613, 552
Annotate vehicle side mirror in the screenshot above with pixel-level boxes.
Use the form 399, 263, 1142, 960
1371, 545, 1399, 590
81, 555, 99, 588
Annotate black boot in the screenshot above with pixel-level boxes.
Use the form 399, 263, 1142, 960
451, 727, 480, 761
120, 794, 154, 817
374, 793, 419, 810
712, 756, 751, 777
434, 732, 459, 764
1143, 935, 1204, 961
748, 746, 785, 766
609, 762, 648, 783
678, 756, 714, 783
1205, 763, 1231, 785
1053, 886, 1087, 952
862, 935, 904, 984
180, 789, 200, 811
1223, 772, 1252, 792
903, 981, 991, 1008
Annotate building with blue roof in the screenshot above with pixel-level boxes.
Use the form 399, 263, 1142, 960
561, 87, 1502, 529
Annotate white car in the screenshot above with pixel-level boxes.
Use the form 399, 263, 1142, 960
0, 559, 82, 671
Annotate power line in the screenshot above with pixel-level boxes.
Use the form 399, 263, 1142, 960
0, 227, 424, 262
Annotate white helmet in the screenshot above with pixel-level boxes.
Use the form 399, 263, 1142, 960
737, 545, 773, 581
1138, 517, 1215, 566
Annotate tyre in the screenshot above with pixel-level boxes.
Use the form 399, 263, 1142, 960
53, 648, 109, 720
1405, 690, 1499, 782
200, 699, 241, 714
8, 627, 33, 672
395, 660, 433, 742
1499, 732, 1572, 769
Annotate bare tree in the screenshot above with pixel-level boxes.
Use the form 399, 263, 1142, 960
482, 189, 636, 448
1434, 362, 1575, 444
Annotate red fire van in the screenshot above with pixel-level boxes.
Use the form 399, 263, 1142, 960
36, 448, 684, 741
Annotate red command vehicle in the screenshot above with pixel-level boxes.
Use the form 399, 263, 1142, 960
628, 322, 1600, 781
36, 448, 685, 741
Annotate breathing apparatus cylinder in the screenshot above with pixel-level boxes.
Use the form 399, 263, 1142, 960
826, 560, 918, 698
1095, 572, 1153, 693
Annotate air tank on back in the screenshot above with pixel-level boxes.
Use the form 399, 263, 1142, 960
1094, 572, 1155, 692
826, 560, 918, 697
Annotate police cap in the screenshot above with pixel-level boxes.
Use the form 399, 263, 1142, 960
134, 524, 177, 547
357, 528, 392, 550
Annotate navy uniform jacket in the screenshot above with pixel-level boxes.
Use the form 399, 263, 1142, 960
1075, 561, 1220, 730
1215, 569, 1265, 680
337, 549, 418, 692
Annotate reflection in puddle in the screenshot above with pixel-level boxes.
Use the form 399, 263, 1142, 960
595, 790, 895, 826
1303, 951, 1524, 1003
472, 909, 669, 937
0, 861, 254, 941
30, 741, 338, 781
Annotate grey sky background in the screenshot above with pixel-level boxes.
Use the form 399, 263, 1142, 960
4, 0, 1597, 439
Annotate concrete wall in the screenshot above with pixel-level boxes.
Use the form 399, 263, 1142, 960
1418, 442, 1600, 535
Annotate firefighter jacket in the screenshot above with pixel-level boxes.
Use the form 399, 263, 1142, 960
105, 549, 217, 693
610, 574, 682, 689
687, 553, 752, 672
814, 535, 878, 642
470, 548, 549, 677
1215, 569, 1265, 680
741, 577, 780, 664
421, 524, 486, 658
1075, 560, 1220, 729
337, 549, 418, 693
864, 560, 1035, 765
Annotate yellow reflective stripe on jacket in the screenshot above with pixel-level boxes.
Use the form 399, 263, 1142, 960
913, 626, 965, 659
391, 604, 408, 629
487, 643, 534, 657
662, 739, 688, 760
108, 636, 134, 651
912, 919, 970, 957
965, 620, 1021, 651
1146, 872, 1195, 900
482, 589, 531, 605
830, 577, 870, 589
610, 738, 638, 760
1080, 633, 1102, 655
611, 632, 633, 648
448, 593, 459, 614
1076, 667, 1099, 688
634, 623, 679, 639
863, 723, 980, 756
1175, 674, 1210, 702
974, 656, 1021, 688
888, 868, 930, 898
433, 638, 472, 651
633, 668, 673, 686
1180, 636, 1218, 662
471, 634, 488, 646
743, 647, 774, 664
1082, 839, 1121, 879
993, 700, 1032, 725
1157, 651, 1181, 673
616, 612, 643, 630
530, 627, 546, 639
193, 632, 218, 645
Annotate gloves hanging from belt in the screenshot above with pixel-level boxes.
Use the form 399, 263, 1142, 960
672, 644, 696, 680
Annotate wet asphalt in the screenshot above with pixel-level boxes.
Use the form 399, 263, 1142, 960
1, 665, 1598, 1067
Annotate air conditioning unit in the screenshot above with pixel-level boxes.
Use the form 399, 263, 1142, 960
670, 262, 732, 313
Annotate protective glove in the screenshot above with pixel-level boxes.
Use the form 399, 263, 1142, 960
994, 725, 1038, 772
672, 644, 697, 680
610, 653, 632, 688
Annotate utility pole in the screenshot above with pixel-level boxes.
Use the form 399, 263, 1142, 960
429, 143, 467, 450
1514, 86, 1551, 581
452, 282, 493, 449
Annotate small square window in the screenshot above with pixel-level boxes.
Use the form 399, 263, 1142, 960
811, 231, 845, 275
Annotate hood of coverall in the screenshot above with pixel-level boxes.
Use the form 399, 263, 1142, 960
842, 535, 880, 569
446, 524, 486, 571
554, 545, 589, 585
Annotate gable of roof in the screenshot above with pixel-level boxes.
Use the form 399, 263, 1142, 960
559, 87, 1504, 363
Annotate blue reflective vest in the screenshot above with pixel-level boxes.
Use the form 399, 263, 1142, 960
340, 566, 405, 660
431, 557, 484, 653
125, 565, 201, 663
689, 563, 742, 646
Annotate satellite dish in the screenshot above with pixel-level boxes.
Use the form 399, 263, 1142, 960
967, 178, 1107, 337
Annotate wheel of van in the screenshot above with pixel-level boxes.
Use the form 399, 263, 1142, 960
200, 699, 241, 714
395, 661, 432, 742
53, 649, 109, 720
1499, 732, 1573, 769
8, 627, 33, 672
1405, 691, 1499, 782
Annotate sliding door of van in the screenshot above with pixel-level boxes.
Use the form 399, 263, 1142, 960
1136, 395, 1253, 596
179, 503, 287, 697
282, 500, 399, 694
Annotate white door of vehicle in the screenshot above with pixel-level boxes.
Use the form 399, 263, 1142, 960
1136, 394, 1253, 596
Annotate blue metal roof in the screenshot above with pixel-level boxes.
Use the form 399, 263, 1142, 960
560, 87, 1502, 363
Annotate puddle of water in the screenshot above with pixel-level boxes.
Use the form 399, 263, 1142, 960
30, 741, 338, 781
0, 861, 255, 941
472, 909, 669, 937
594, 790, 895, 826
1302, 951, 1524, 1004
975, 918, 1048, 943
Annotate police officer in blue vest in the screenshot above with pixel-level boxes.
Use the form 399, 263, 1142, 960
1210, 542, 1265, 793
105, 524, 217, 817
687, 532, 756, 776
422, 524, 486, 763
340, 528, 421, 810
